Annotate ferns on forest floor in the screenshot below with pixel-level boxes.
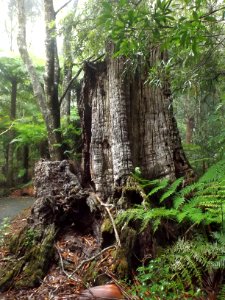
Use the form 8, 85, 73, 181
122, 160, 225, 299
117, 159, 225, 232
132, 234, 225, 299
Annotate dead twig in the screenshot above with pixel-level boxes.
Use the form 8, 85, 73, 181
69, 245, 116, 279
55, 245, 80, 281
105, 270, 136, 300
0, 123, 14, 136
93, 194, 121, 248
59, 54, 105, 106
55, 0, 74, 16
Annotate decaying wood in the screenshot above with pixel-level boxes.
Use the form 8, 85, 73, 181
0, 160, 102, 291
79, 44, 194, 198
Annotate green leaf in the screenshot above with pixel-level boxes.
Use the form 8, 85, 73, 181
192, 11, 198, 21
181, 31, 187, 46
115, 19, 124, 28
102, 1, 112, 13
204, 16, 216, 22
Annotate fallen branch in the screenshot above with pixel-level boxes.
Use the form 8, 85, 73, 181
69, 245, 116, 278
94, 194, 121, 248
0, 123, 13, 136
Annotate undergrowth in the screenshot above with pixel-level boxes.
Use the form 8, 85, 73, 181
117, 159, 225, 232
132, 234, 225, 299
119, 159, 225, 299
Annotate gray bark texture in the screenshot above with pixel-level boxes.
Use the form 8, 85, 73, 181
79, 45, 194, 198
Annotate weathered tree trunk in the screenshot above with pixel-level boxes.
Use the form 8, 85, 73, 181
76, 47, 195, 270
79, 46, 194, 198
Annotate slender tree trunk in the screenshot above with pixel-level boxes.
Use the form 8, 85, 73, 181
61, 33, 73, 121
6, 79, 17, 187
185, 116, 194, 144
61, 1, 78, 122
16, 0, 63, 160
22, 144, 29, 183
43, 0, 63, 160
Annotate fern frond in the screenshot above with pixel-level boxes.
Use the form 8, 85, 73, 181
178, 182, 204, 197
160, 177, 183, 203
173, 196, 185, 209
146, 178, 169, 198
199, 159, 225, 183
166, 237, 225, 292
140, 207, 177, 232
116, 205, 145, 226
218, 284, 225, 300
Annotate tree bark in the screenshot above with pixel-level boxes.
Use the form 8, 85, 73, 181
17, 0, 63, 160
79, 45, 194, 197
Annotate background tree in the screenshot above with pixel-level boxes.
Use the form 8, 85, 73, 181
0, 56, 45, 186
17, 0, 64, 160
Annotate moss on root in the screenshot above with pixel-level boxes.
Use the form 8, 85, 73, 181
0, 225, 55, 291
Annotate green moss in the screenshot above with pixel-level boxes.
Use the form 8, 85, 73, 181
101, 218, 113, 234
83, 261, 98, 283
111, 249, 129, 278
15, 224, 55, 288
117, 176, 145, 209
0, 224, 56, 291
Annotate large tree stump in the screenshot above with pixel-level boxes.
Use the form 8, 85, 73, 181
0, 44, 195, 293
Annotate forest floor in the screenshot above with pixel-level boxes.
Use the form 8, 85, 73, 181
0, 207, 120, 299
